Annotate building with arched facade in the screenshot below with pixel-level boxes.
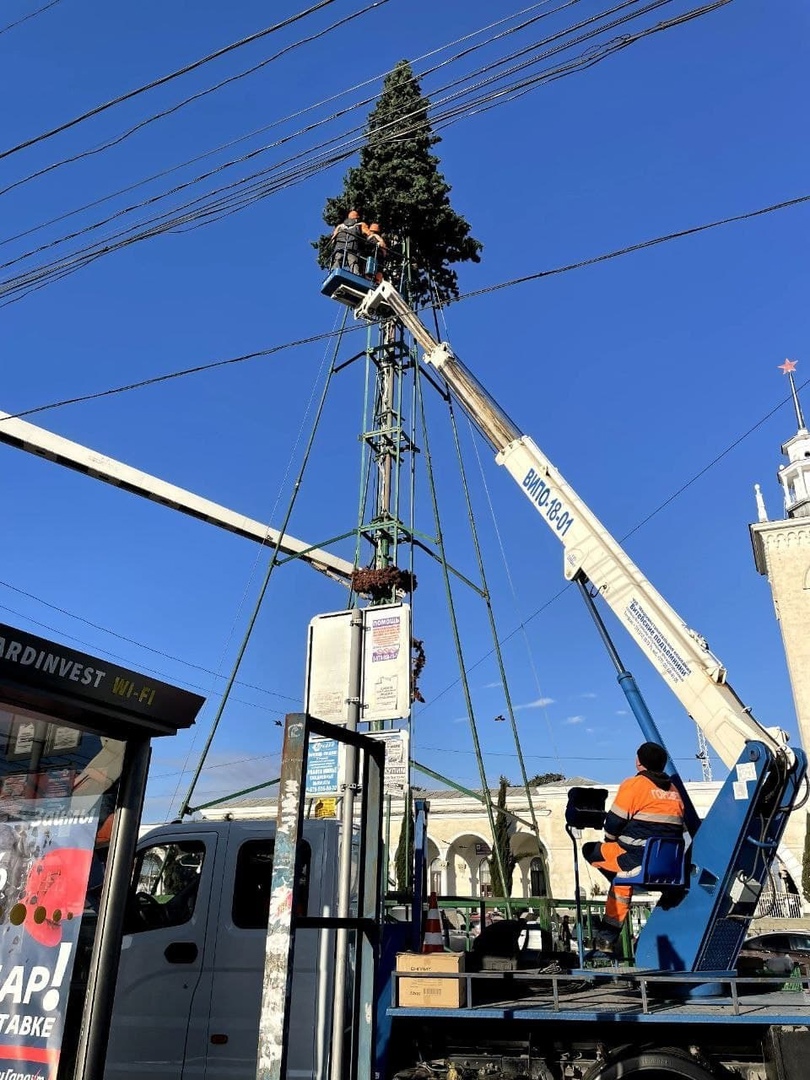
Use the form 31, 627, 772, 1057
208, 776, 805, 911
393, 781, 807, 907
393, 780, 805, 908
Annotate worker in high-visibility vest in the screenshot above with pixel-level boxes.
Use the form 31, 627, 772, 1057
583, 742, 685, 952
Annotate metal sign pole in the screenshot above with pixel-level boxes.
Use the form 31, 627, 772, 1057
256, 714, 308, 1080
329, 609, 364, 1080
73, 737, 151, 1080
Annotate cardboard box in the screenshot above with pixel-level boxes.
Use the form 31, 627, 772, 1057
395, 951, 466, 1008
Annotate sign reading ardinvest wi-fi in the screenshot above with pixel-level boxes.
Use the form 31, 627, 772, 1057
305, 603, 412, 725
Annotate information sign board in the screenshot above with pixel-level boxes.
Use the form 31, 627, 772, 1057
305, 736, 340, 797
367, 729, 410, 796
304, 611, 353, 725
305, 604, 412, 725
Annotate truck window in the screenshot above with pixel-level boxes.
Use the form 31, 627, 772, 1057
232, 838, 311, 929
125, 840, 205, 933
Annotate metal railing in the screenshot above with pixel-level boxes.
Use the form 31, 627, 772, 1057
756, 893, 805, 919
390, 967, 810, 1017
384, 895, 650, 962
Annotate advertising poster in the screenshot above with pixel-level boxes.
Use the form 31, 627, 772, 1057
0, 795, 100, 1080
362, 604, 411, 724
367, 730, 409, 796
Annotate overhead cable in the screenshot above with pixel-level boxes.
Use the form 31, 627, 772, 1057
0, 324, 364, 422
0, 0, 629, 263
0, 0, 569, 244
0, 0, 61, 37
453, 192, 810, 304
0, 600, 288, 715
0, 0, 389, 199
0, 0, 712, 300
0, 577, 299, 700
1, 188, 805, 420
0, 0, 345, 162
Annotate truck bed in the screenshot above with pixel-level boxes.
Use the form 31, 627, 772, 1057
388, 969, 810, 1025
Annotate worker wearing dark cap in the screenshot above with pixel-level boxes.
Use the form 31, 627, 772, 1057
583, 742, 685, 952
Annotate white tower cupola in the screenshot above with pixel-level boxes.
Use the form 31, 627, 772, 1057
776, 359, 810, 519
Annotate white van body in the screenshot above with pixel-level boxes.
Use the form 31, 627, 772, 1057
105, 818, 340, 1080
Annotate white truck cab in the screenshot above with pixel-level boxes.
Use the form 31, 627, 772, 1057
105, 818, 340, 1080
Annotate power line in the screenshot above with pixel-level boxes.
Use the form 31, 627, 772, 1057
0, 325, 363, 422
0, 0, 345, 162
0, 600, 289, 715
0, 0, 61, 37
0, 0, 636, 268
417, 745, 719, 766
455, 193, 810, 304
0, 0, 388, 200
0, 1, 567, 247
0, 0, 719, 301
0, 578, 299, 701
1, 188, 805, 423
1, 0, 602, 217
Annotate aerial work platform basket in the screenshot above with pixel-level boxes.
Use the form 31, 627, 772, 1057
320, 267, 374, 308
321, 268, 397, 318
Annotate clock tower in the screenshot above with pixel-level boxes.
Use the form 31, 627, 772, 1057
750, 360, 810, 752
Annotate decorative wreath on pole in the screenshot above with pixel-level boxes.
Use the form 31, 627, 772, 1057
351, 566, 417, 600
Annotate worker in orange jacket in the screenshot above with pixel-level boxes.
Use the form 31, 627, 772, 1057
365, 222, 387, 280
583, 742, 685, 952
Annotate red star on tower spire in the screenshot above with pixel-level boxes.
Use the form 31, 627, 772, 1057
778, 358, 798, 374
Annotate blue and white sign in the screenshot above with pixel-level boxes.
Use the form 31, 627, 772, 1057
306, 736, 340, 797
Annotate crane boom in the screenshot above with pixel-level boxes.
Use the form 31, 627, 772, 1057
357, 281, 784, 768
0, 408, 354, 587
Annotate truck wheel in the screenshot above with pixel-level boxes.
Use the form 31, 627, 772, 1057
591, 1049, 717, 1079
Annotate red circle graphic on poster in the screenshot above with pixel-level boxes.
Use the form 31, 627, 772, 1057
24, 848, 92, 947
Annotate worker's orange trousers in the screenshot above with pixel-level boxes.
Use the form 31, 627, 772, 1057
583, 840, 634, 931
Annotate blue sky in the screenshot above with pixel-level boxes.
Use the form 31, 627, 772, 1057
1, 0, 808, 820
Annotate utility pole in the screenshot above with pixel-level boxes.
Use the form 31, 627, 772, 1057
330, 312, 419, 1080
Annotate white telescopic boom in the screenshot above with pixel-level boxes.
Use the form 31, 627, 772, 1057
357, 282, 784, 767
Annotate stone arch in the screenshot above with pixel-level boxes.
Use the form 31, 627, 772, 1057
776, 845, 807, 914
756, 853, 807, 918
426, 837, 443, 895
511, 832, 552, 900
445, 832, 491, 896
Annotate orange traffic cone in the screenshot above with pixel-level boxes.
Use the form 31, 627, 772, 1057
422, 891, 444, 953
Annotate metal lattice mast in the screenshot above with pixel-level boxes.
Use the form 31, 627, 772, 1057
365, 320, 415, 577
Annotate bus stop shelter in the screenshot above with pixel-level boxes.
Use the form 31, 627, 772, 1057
0, 621, 203, 1080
